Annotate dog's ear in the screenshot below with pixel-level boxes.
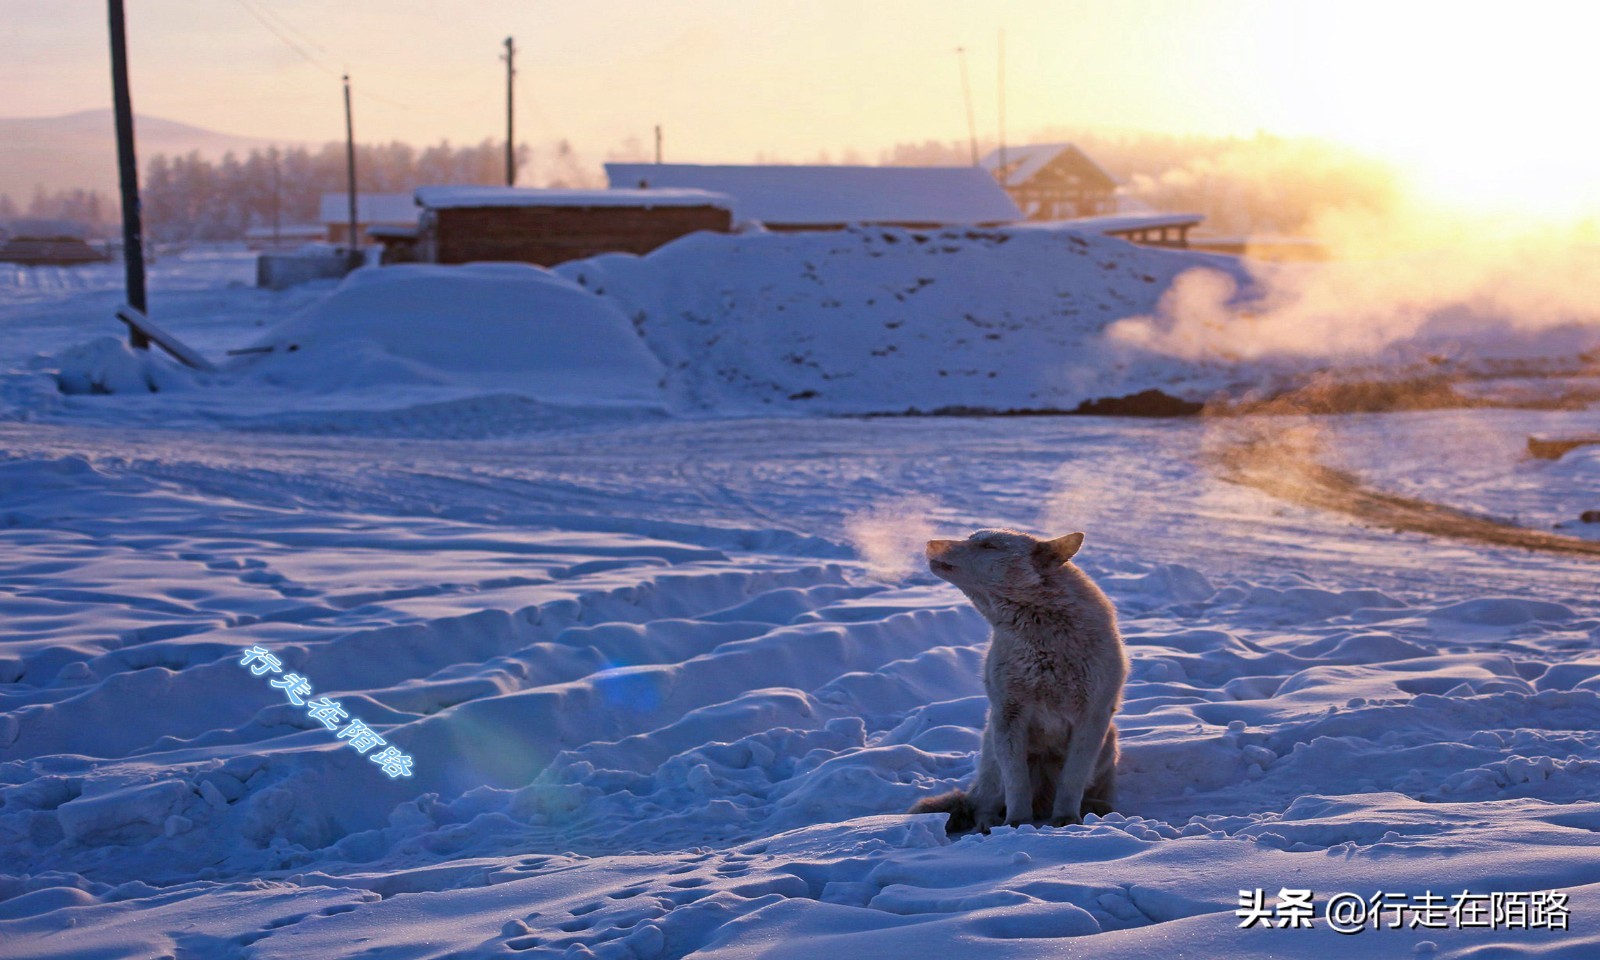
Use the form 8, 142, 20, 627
1034, 532, 1084, 569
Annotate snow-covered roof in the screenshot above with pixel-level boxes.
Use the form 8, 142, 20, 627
979, 143, 1118, 189
1057, 212, 1204, 234
244, 223, 324, 240
604, 164, 1022, 226
413, 185, 732, 210
5, 218, 90, 240
319, 193, 420, 226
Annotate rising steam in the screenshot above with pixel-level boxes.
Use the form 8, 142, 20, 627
1109, 192, 1600, 372
844, 496, 941, 581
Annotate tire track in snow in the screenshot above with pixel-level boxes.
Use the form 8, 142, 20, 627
1219, 431, 1600, 560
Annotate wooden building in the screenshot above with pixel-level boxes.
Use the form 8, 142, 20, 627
980, 143, 1118, 221
604, 164, 1021, 230
413, 186, 733, 266
244, 223, 325, 251
0, 219, 108, 265
320, 193, 420, 245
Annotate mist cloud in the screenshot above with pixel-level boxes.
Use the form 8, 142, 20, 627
1109, 198, 1600, 370
844, 496, 940, 582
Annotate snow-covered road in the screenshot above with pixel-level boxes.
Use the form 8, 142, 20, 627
4, 409, 1600, 958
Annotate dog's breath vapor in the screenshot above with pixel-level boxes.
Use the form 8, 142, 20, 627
843, 496, 940, 581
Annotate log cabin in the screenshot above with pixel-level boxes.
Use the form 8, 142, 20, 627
414, 186, 733, 266
980, 143, 1118, 221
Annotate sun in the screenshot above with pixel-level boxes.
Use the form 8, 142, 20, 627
1269, 1, 1600, 218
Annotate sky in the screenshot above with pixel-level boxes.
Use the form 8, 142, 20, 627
7, 0, 1600, 211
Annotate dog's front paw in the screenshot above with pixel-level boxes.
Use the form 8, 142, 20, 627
1048, 813, 1083, 828
1080, 797, 1114, 818
972, 809, 1005, 833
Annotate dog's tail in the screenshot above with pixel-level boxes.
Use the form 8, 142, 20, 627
908, 789, 976, 833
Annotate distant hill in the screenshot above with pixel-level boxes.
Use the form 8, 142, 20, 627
0, 110, 300, 201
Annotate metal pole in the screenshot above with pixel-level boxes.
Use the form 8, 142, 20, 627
343, 74, 357, 257
957, 46, 978, 167
997, 29, 1007, 180
503, 37, 516, 185
271, 147, 281, 247
107, 0, 148, 347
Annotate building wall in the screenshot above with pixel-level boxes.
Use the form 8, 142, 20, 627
327, 222, 417, 246
423, 205, 731, 266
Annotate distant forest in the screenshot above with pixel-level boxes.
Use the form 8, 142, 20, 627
4, 130, 1397, 242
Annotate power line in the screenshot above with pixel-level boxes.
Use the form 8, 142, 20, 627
231, 0, 504, 118
234, 0, 340, 78
228, 1, 551, 149
244, 0, 492, 86
241, 0, 332, 59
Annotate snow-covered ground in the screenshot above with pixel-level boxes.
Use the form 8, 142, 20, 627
2, 245, 1599, 958
1301, 410, 1600, 541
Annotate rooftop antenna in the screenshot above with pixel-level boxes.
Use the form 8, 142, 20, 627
956, 46, 978, 166
997, 29, 1007, 182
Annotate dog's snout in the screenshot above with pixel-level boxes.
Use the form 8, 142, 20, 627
926, 539, 956, 559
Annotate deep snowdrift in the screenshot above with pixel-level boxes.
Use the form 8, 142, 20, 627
557, 226, 1250, 414
10, 235, 1600, 433
23, 230, 1248, 425
246, 262, 666, 406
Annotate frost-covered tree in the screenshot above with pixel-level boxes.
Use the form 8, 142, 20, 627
138, 139, 538, 242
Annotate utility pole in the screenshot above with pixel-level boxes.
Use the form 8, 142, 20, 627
271, 146, 281, 247
503, 37, 516, 185
956, 46, 978, 167
106, 0, 148, 348
654, 124, 662, 164
343, 74, 358, 259
997, 29, 1007, 181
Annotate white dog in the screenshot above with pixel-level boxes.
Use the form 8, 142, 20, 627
909, 528, 1126, 832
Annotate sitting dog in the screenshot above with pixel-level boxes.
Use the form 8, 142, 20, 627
909, 528, 1126, 832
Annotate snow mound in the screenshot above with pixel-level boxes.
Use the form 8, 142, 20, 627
556, 225, 1249, 414
49, 337, 193, 395
247, 263, 665, 407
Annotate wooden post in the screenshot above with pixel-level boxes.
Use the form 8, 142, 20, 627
997, 29, 1007, 181
107, 0, 148, 348
343, 74, 358, 256
271, 146, 281, 247
956, 46, 978, 167
503, 37, 516, 186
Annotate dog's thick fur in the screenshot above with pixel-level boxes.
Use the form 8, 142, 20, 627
909, 528, 1127, 832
